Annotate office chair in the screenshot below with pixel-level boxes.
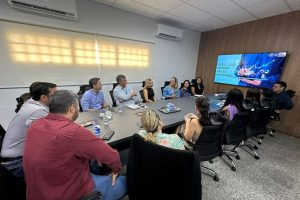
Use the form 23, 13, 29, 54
141, 81, 145, 88
161, 86, 165, 96
191, 79, 196, 86
79, 191, 103, 200
0, 164, 26, 200
222, 112, 250, 171
127, 134, 202, 200
193, 124, 224, 181
243, 106, 271, 159
139, 90, 145, 102
0, 124, 5, 152
164, 81, 170, 87
109, 83, 119, 107
77, 85, 90, 112
267, 90, 296, 137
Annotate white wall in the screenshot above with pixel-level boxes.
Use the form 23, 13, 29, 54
0, 0, 200, 129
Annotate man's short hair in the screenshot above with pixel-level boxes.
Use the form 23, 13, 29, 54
116, 74, 126, 84
274, 81, 287, 90
89, 78, 100, 89
49, 90, 78, 114
30, 82, 57, 101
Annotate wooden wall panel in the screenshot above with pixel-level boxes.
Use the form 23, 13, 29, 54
196, 10, 300, 137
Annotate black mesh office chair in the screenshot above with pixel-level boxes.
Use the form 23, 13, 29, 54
77, 85, 90, 112
139, 90, 145, 102
243, 106, 271, 159
161, 87, 165, 96
0, 124, 5, 153
193, 125, 223, 181
127, 134, 202, 200
222, 112, 250, 171
268, 89, 296, 137
109, 83, 119, 107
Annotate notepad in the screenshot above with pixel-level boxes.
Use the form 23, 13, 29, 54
127, 104, 140, 110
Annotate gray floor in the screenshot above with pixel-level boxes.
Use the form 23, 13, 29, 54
201, 132, 300, 200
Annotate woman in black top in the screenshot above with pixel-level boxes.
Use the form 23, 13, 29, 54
143, 78, 156, 102
192, 77, 204, 95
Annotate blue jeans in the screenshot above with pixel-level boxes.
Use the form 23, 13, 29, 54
91, 173, 126, 200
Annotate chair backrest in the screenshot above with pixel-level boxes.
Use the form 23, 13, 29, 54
0, 164, 26, 200
164, 81, 170, 87
247, 107, 271, 137
194, 125, 223, 161
109, 90, 117, 107
139, 90, 145, 102
0, 124, 5, 138
127, 134, 202, 200
161, 87, 165, 96
286, 90, 296, 98
79, 191, 103, 200
78, 85, 90, 95
223, 112, 250, 145
191, 79, 196, 86
112, 83, 118, 90
141, 81, 145, 88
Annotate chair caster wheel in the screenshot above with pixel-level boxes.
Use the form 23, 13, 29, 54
214, 176, 219, 181
209, 160, 213, 164
254, 155, 260, 160
254, 145, 258, 150
235, 155, 240, 160
231, 166, 236, 171
258, 141, 262, 145
270, 133, 274, 137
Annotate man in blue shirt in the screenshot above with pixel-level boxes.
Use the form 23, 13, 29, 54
113, 74, 137, 106
80, 78, 108, 111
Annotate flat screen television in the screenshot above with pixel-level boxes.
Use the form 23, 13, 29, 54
214, 52, 287, 89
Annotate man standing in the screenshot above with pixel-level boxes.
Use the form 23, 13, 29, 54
23, 90, 126, 200
113, 74, 137, 106
81, 77, 108, 111
272, 81, 294, 110
0, 82, 57, 177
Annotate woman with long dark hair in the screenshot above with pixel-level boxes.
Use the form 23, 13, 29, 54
222, 88, 244, 121
176, 96, 210, 145
192, 77, 204, 95
180, 80, 192, 97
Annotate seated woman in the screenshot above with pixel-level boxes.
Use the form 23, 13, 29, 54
163, 77, 180, 99
221, 88, 244, 121
192, 77, 205, 95
15, 92, 31, 113
143, 78, 156, 102
138, 109, 185, 150
176, 97, 210, 148
245, 88, 261, 104
180, 80, 192, 97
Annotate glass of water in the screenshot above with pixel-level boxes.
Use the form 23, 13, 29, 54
118, 105, 123, 113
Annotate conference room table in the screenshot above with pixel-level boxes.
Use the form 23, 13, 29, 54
75, 94, 224, 148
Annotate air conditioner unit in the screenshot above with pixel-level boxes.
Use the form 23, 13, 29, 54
7, 0, 78, 20
156, 24, 183, 41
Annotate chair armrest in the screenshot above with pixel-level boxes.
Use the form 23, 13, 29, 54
79, 191, 103, 200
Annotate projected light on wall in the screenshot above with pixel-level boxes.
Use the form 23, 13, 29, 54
7, 32, 150, 68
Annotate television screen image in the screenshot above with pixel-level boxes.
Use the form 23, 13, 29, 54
214, 52, 287, 89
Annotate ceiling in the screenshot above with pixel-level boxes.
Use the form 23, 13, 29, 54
92, 0, 300, 32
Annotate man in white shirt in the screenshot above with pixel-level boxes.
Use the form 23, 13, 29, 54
113, 74, 137, 106
0, 82, 57, 177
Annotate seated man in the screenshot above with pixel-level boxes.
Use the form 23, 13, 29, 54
272, 81, 294, 110
23, 90, 126, 200
113, 74, 137, 106
0, 82, 57, 177
80, 78, 108, 111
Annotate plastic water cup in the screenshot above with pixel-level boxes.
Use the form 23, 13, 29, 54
94, 125, 101, 137
103, 116, 109, 126
118, 105, 123, 113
